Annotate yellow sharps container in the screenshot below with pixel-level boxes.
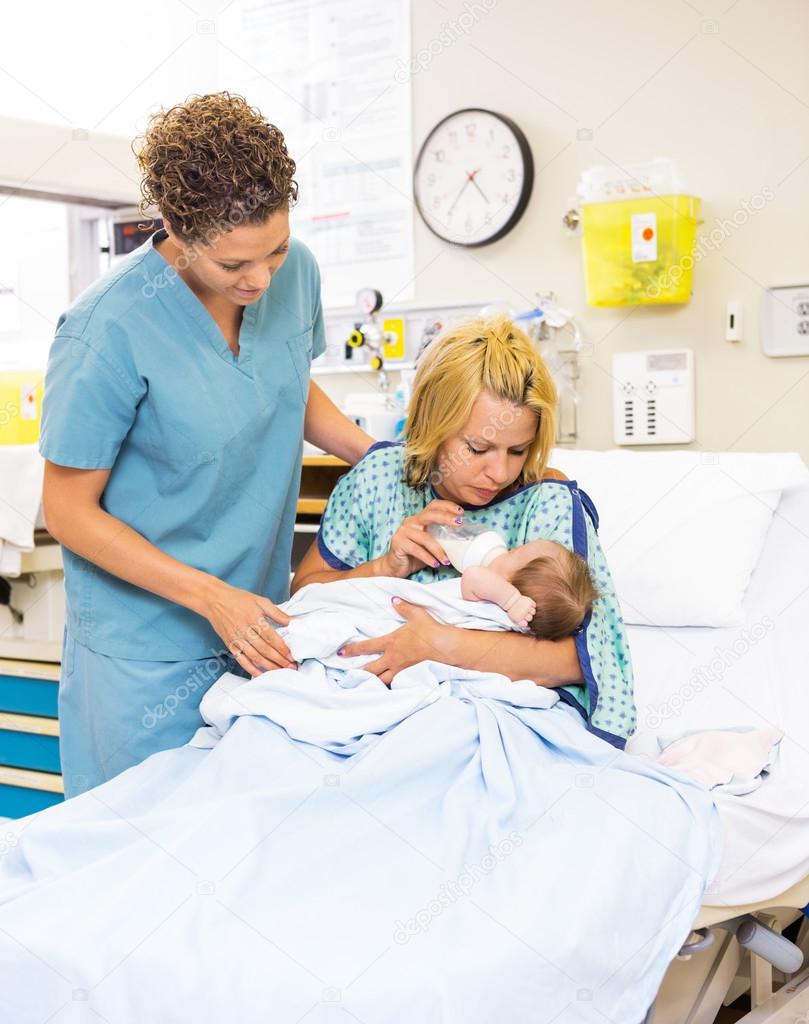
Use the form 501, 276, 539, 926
581, 194, 700, 307
577, 160, 700, 307
0, 370, 45, 445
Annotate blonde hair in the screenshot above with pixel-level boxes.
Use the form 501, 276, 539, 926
403, 315, 557, 489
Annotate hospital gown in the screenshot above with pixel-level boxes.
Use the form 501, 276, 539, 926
318, 441, 636, 747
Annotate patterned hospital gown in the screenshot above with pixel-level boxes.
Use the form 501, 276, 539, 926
317, 441, 636, 748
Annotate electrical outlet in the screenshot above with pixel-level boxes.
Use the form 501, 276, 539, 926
760, 285, 809, 357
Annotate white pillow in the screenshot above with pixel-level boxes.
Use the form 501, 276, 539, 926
549, 449, 809, 627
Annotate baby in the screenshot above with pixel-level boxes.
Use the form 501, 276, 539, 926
460, 539, 599, 640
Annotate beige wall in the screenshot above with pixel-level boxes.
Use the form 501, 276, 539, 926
3, 0, 807, 459
0, 116, 138, 205
402, 0, 809, 460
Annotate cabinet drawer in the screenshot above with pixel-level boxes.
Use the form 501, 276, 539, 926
0, 672, 59, 718
0, 714, 60, 773
0, 784, 63, 818
0, 765, 64, 819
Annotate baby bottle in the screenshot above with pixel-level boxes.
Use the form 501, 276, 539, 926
427, 521, 508, 572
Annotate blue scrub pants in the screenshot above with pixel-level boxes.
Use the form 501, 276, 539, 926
58, 628, 249, 798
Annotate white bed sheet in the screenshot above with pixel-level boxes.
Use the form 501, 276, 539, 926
625, 481, 809, 910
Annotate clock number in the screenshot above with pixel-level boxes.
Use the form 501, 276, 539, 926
414, 110, 533, 247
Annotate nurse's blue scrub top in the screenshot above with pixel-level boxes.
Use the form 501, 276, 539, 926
39, 230, 325, 660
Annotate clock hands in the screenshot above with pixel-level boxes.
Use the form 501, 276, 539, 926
446, 174, 472, 216
467, 168, 489, 204
447, 169, 489, 217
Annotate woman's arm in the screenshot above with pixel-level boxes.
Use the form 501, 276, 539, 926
291, 538, 392, 593
436, 620, 583, 687
304, 381, 374, 465
339, 600, 583, 688
291, 497, 465, 594
43, 462, 295, 675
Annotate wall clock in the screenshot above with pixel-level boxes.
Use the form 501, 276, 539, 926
413, 108, 534, 247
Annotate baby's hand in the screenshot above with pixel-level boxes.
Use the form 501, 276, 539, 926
506, 595, 536, 629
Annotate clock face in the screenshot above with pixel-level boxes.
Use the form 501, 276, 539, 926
413, 108, 534, 247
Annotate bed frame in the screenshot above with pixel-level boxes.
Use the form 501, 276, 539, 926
649, 877, 809, 1023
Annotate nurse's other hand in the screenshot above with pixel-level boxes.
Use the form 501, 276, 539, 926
380, 499, 465, 577
205, 583, 295, 677
337, 599, 443, 685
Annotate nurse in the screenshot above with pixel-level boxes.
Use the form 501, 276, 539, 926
39, 92, 373, 798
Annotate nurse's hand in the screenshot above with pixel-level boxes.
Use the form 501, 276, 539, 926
338, 598, 444, 686
379, 499, 465, 577
205, 583, 295, 676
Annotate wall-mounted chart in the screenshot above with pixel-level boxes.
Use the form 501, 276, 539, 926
218, 0, 414, 309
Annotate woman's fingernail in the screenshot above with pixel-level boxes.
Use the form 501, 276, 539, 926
391, 597, 401, 605
337, 647, 345, 656
455, 517, 464, 525
433, 560, 440, 567
442, 559, 451, 565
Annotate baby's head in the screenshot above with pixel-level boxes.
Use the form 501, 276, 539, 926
510, 542, 599, 641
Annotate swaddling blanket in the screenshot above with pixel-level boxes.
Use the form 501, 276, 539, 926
0, 577, 720, 1024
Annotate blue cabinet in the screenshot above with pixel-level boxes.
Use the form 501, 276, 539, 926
0, 660, 63, 819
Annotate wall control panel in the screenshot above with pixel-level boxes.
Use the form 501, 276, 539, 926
612, 348, 695, 445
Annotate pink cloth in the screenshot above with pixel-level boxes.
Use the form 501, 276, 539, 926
654, 727, 783, 791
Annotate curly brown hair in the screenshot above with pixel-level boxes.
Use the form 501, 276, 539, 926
133, 92, 298, 243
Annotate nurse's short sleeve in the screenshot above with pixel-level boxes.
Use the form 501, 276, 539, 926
39, 335, 145, 469
317, 457, 373, 570
311, 260, 326, 359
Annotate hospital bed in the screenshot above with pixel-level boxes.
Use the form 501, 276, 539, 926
623, 470, 809, 1022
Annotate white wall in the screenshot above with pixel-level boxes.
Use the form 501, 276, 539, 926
0, 197, 70, 369
2, 0, 807, 458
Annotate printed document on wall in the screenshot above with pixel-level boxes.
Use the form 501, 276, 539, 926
218, 0, 414, 309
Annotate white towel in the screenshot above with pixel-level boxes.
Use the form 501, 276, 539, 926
0, 444, 44, 577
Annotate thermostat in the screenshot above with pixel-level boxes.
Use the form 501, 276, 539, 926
612, 348, 695, 445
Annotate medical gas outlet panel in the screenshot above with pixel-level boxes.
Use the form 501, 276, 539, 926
612, 348, 695, 445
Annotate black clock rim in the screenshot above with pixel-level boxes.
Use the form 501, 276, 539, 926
413, 107, 534, 248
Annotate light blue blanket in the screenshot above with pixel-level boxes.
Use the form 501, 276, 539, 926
0, 578, 721, 1023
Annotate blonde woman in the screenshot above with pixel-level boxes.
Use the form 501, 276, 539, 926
39, 93, 372, 797
293, 316, 635, 747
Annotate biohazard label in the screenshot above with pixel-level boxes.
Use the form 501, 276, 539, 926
631, 213, 658, 263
